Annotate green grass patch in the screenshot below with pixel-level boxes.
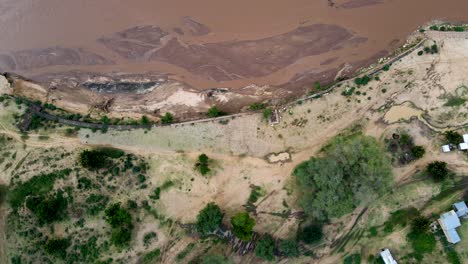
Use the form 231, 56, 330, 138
444, 96, 466, 107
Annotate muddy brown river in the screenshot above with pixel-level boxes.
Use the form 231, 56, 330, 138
1, 0, 467, 102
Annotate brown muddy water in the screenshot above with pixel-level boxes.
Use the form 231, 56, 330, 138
0, 0, 467, 93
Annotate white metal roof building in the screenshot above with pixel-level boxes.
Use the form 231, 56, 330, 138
442, 145, 451, 152
439, 210, 462, 244
380, 249, 398, 264
453, 201, 468, 218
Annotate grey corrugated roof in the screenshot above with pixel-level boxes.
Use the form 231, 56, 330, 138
447, 228, 461, 244
440, 211, 461, 230
453, 201, 468, 217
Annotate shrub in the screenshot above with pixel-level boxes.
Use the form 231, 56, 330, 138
231, 212, 255, 241
26, 192, 68, 224
104, 203, 133, 247
141, 115, 151, 125
427, 161, 449, 181
280, 239, 299, 257
249, 102, 266, 111
44, 238, 70, 259
79, 150, 108, 169
196, 203, 223, 235
444, 131, 463, 144
7, 169, 71, 210
417, 51, 424, 56
161, 112, 174, 124
263, 108, 273, 120
201, 254, 233, 264
196, 154, 211, 175
431, 44, 438, 54
255, 234, 276, 261
298, 224, 323, 244
410, 146, 425, 159
382, 64, 391, 71
207, 106, 226, 118
444, 96, 466, 107
411, 216, 430, 233
141, 249, 161, 264
354, 75, 370, 86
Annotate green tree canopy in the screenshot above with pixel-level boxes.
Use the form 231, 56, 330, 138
255, 234, 276, 261
298, 224, 323, 244
294, 133, 393, 220
196, 203, 223, 235
444, 131, 463, 144
161, 112, 174, 124
279, 239, 299, 257
231, 212, 255, 241
104, 203, 133, 247
426, 161, 449, 181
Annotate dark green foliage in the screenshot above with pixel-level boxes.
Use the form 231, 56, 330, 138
0, 184, 7, 205
248, 185, 264, 204
343, 253, 361, 264
255, 234, 276, 261
77, 177, 93, 190
141, 115, 150, 125
44, 238, 70, 259
279, 239, 299, 257
85, 194, 109, 215
79, 148, 124, 169
207, 106, 226, 118
176, 242, 195, 261
143, 232, 157, 247
161, 112, 174, 124
341, 87, 355, 97
427, 161, 449, 181
368, 226, 378, 237
430, 25, 439, 30
407, 215, 436, 257
28, 114, 46, 130
79, 150, 108, 169
417, 50, 424, 56
201, 254, 233, 264
249, 102, 266, 111
294, 133, 393, 220
26, 191, 68, 224
382, 64, 391, 71
196, 203, 223, 235
150, 187, 161, 200
446, 251, 462, 264
354, 75, 370, 86
410, 145, 425, 159
453, 26, 465, 32
11, 256, 22, 264
141, 248, 161, 264
262, 108, 273, 120
383, 207, 420, 232
411, 216, 430, 233
444, 96, 466, 107
196, 154, 211, 175
8, 169, 71, 210
104, 203, 133, 247
298, 224, 323, 244
231, 212, 256, 241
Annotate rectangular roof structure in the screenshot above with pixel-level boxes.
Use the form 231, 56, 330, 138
439, 210, 462, 244
380, 249, 398, 264
460, 142, 468, 150
463, 134, 468, 143
442, 145, 451, 152
453, 201, 468, 217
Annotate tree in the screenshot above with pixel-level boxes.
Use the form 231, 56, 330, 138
293, 133, 393, 220
196, 203, 223, 235
249, 102, 266, 111
255, 234, 276, 261
44, 238, 70, 259
231, 212, 255, 241
207, 106, 226, 118
298, 224, 323, 244
26, 192, 68, 224
263, 108, 273, 121
196, 154, 211, 175
79, 149, 108, 169
141, 115, 151, 125
105, 203, 133, 247
411, 216, 430, 233
427, 161, 449, 181
410, 146, 425, 159
280, 239, 299, 257
444, 131, 463, 144
161, 112, 174, 124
